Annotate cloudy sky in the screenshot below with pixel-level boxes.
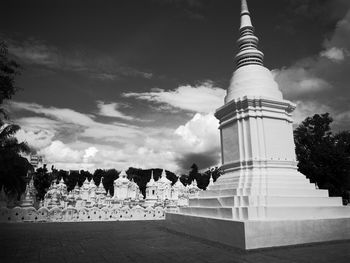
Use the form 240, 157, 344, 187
1, 0, 350, 173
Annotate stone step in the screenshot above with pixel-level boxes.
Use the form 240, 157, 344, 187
189, 196, 343, 208
179, 205, 350, 221
198, 188, 329, 198
217, 174, 309, 184
209, 181, 315, 191
264, 206, 350, 220
179, 207, 233, 219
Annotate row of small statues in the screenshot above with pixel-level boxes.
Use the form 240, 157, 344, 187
0, 169, 211, 222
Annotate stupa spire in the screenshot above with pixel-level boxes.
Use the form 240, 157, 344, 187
235, 0, 264, 69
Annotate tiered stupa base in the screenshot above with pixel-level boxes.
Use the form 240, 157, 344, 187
166, 213, 350, 250
166, 0, 350, 250
166, 171, 350, 250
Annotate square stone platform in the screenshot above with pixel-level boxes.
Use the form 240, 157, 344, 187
166, 212, 350, 250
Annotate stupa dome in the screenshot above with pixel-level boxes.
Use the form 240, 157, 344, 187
225, 65, 282, 103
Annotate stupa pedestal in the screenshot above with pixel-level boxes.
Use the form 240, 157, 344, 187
166, 96, 350, 249
166, 0, 350, 250
166, 213, 350, 249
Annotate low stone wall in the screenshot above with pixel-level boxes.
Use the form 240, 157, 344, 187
0, 206, 165, 223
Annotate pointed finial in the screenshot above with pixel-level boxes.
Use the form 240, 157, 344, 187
161, 169, 165, 177
120, 170, 127, 178
240, 0, 253, 31
241, 0, 249, 15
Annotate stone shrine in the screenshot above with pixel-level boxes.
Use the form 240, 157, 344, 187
166, 0, 350, 250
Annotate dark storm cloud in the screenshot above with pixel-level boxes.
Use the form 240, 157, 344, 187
152, 0, 204, 20
152, 0, 202, 8
175, 151, 220, 171
274, 0, 350, 37
284, 0, 350, 19
6, 38, 153, 80
274, 10, 350, 131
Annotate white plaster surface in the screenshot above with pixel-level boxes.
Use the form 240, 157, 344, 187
166, 92, 350, 249
225, 65, 283, 103
0, 206, 166, 223
166, 213, 350, 250
222, 123, 239, 164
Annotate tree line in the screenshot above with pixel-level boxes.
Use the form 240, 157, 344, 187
33, 164, 222, 201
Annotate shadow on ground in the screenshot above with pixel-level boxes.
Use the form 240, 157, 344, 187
0, 221, 349, 263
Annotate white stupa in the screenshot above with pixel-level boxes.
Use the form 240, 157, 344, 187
145, 171, 158, 206
157, 170, 172, 200
167, 0, 350, 250
113, 170, 130, 200
20, 183, 34, 208
158, 170, 172, 185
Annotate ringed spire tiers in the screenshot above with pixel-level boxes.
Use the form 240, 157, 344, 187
235, 0, 263, 69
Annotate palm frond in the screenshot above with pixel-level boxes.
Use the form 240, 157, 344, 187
0, 123, 20, 142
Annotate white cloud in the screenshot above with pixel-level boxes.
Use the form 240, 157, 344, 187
16, 128, 55, 150
273, 67, 331, 100
15, 117, 60, 132
123, 81, 225, 113
320, 47, 346, 62
8, 40, 60, 67
7, 38, 153, 80
323, 10, 350, 51
174, 112, 220, 153
96, 101, 135, 121
273, 11, 350, 131
292, 101, 332, 124
11, 100, 218, 172
39, 140, 83, 163
10, 101, 141, 142
11, 101, 95, 126
13, 101, 221, 172
272, 9, 350, 132
83, 147, 99, 163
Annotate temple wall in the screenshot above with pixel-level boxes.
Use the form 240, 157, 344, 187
0, 206, 166, 223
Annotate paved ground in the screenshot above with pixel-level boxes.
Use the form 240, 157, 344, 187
0, 221, 349, 263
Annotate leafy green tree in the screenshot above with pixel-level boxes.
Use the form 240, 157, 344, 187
202, 166, 222, 189
0, 41, 21, 123
66, 170, 81, 191
93, 169, 105, 186
57, 169, 68, 182
188, 163, 200, 184
103, 169, 119, 196
0, 148, 31, 199
80, 170, 92, 183
0, 41, 32, 199
126, 167, 147, 196
210, 166, 222, 182
179, 174, 189, 186
33, 164, 52, 200
294, 113, 350, 200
